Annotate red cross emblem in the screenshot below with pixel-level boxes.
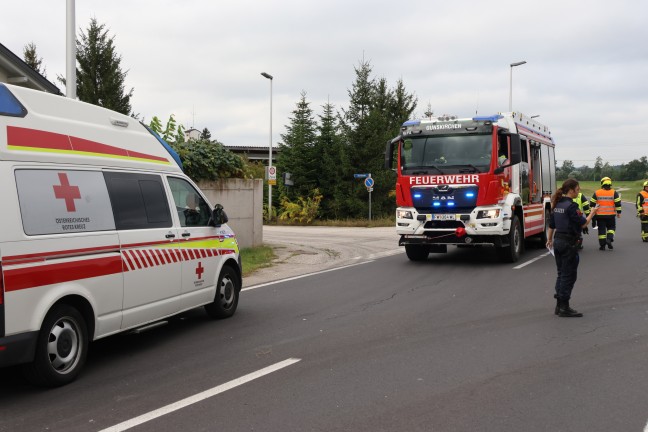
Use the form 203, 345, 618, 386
53, 173, 81, 212
195, 261, 204, 279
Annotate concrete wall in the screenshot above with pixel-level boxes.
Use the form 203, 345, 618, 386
198, 178, 263, 249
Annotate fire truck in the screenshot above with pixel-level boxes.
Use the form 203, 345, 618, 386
384, 112, 556, 262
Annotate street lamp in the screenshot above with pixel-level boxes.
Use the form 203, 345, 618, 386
261, 72, 273, 221
509, 61, 526, 111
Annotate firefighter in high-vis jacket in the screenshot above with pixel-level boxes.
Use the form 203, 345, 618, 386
573, 191, 592, 248
636, 180, 648, 242
590, 177, 622, 250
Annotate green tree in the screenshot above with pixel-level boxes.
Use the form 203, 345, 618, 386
149, 116, 164, 136
169, 138, 244, 182
339, 60, 416, 218
593, 156, 603, 180
23, 42, 46, 77
277, 91, 318, 200
316, 101, 349, 219
200, 128, 212, 140
557, 160, 575, 179
623, 156, 648, 180
76, 18, 133, 115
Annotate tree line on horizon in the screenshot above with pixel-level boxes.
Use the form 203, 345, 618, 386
557, 156, 648, 182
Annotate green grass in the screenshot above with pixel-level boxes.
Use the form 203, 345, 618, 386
240, 245, 276, 277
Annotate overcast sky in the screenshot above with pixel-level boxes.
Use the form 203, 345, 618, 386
3, 0, 647, 166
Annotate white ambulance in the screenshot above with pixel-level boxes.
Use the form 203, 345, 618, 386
0, 83, 242, 387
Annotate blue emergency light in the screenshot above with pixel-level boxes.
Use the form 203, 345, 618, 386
0, 84, 27, 117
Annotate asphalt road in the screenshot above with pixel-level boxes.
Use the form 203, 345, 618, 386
2, 202, 648, 432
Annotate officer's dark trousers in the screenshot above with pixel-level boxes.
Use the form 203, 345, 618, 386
596, 216, 616, 247
641, 215, 648, 241
553, 237, 579, 301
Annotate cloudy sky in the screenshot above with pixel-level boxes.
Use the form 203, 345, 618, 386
3, 0, 647, 166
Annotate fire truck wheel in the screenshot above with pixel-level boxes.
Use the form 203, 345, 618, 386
497, 215, 522, 263
205, 264, 240, 319
405, 244, 430, 261
22, 304, 88, 387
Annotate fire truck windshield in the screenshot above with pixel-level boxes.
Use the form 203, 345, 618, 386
400, 134, 492, 174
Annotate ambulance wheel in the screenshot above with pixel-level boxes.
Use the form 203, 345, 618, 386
497, 215, 522, 263
205, 264, 240, 319
23, 304, 88, 387
405, 244, 429, 261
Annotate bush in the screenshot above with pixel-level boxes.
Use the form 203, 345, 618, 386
278, 189, 323, 224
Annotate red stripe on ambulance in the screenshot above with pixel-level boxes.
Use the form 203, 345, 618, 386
4, 256, 123, 292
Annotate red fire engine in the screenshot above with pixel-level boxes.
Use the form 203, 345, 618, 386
385, 112, 556, 262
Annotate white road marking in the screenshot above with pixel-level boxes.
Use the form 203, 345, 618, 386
514, 251, 551, 269
99, 358, 301, 432
242, 261, 371, 291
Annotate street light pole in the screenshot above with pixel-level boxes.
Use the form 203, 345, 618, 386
261, 72, 273, 221
66, 0, 76, 99
509, 61, 526, 111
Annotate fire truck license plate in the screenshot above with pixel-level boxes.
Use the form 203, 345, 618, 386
429, 214, 456, 221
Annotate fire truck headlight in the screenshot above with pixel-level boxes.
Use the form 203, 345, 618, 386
477, 209, 501, 219
397, 210, 413, 219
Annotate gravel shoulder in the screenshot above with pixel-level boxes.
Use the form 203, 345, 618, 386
242, 225, 402, 288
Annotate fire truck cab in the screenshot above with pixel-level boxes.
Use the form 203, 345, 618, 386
385, 112, 556, 263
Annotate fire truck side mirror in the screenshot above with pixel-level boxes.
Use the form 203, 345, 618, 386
384, 139, 396, 170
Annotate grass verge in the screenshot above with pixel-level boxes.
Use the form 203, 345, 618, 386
240, 245, 276, 277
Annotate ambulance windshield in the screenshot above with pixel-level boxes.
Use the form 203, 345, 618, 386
400, 134, 492, 174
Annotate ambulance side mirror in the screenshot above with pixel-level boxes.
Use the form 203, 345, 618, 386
210, 204, 228, 226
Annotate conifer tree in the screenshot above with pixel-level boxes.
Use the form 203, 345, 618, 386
316, 101, 348, 219
23, 42, 46, 77
277, 91, 318, 199
76, 18, 133, 115
340, 60, 417, 218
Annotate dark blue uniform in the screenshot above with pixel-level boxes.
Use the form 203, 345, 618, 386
549, 197, 586, 301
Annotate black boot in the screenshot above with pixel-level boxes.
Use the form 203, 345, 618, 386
558, 299, 583, 317
554, 294, 560, 315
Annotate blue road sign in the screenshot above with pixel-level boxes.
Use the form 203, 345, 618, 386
364, 177, 374, 188
354, 173, 369, 179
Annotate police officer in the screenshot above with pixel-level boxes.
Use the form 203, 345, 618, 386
573, 191, 592, 248
636, 180, 648, 242
546, 179, 598, 317
590, 177, 622, 250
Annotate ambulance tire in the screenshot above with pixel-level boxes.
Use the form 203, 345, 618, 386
405, 244, 430, 261
205, 264, 240, 319
497, 215, 522, 263
23, 304, 88, 387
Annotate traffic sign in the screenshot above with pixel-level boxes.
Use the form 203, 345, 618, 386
267, 166, 277, 185
354, 173, 369, 179
364, 177, 374, 188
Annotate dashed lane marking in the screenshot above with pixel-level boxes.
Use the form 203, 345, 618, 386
99, 358, 301, 432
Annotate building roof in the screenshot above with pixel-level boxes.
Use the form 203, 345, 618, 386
0, 42, 62, 95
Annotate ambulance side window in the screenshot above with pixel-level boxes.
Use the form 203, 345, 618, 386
15, 169, 116, 235
167, 177, 212, 227
104, 172, 172, 230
